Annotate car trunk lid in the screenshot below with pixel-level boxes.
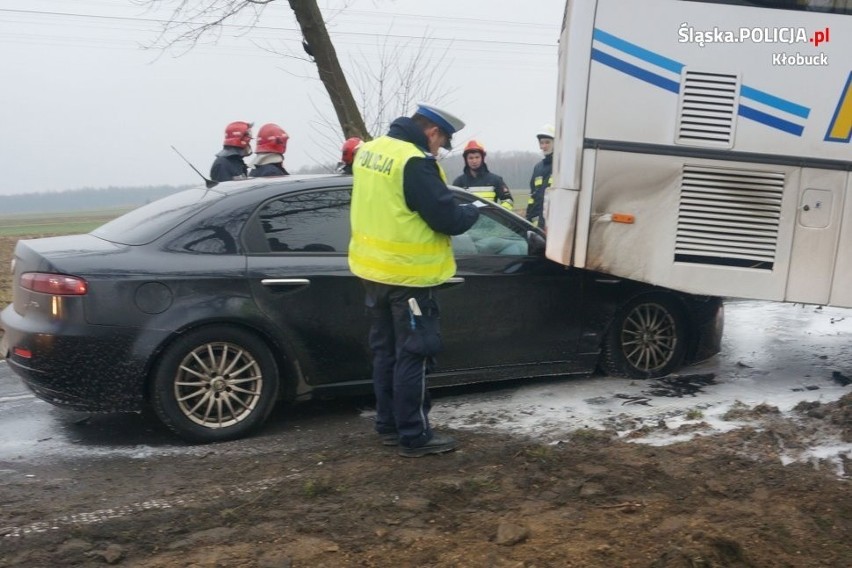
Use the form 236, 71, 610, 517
11, 234, 126, 316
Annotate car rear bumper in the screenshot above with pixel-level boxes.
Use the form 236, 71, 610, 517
1, 305, 149, 412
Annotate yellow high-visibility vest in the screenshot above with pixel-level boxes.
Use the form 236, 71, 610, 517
348, 136, 455, 287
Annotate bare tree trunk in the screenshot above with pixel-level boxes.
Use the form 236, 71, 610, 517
288, 0, 370, 141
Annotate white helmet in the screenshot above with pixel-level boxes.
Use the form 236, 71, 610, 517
536, 124, 555, 140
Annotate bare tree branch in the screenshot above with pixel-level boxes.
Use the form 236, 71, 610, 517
137, 0, 369, 140
347, 28, 456, 138
137, 0, 454, 162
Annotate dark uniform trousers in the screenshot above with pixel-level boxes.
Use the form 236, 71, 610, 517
362, 281, 442, 448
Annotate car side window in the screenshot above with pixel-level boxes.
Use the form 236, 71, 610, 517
452, 212, 529, 256
258, 189, 351, 253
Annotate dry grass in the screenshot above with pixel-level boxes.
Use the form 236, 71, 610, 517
0, 235, 25, 309
0, 235, 28, 358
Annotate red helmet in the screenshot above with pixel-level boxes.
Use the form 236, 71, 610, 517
341, 137, 363, 165
463, 139, 486, 158
255, 123, 289, 154
223, 121, 253, 148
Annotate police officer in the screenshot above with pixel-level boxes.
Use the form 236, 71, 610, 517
249, 123, 290, 178
337, 137, 363, 174
349, 102, 480, 458
210, 121, 253, 182
452, 140, 514, 210
527, 124, 554, 229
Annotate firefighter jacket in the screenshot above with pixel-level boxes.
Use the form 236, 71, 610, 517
210, 147, 248, 182
348, 117, 479, 287
527, 153, 553, 228
249, 163, 289, 178
452, 164, 514, 210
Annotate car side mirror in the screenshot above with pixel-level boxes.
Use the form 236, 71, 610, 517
526, 230, 546, 256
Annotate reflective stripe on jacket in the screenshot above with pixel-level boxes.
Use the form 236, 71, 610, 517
470, 186, 496, 201
452, 166, 514, 210
349, 136, 455, 287
527, 153, 553, 226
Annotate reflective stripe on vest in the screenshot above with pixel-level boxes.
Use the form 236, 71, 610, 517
348, 136, 455, 287
470, 186, 497, 201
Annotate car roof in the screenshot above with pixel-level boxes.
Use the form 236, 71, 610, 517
203, 175, 483, 208
204, 174, 350, 198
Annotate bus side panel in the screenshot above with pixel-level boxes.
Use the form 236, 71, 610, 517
547, 0, 852, 308
829, 173, 852, 307
785, 169, 847, 304
585, 150, 801, 301
585, 0, 852, 162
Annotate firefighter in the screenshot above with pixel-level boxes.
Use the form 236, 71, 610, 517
337, 137, 363, 174
527, 124, 554, 229
452, 140, 514, 210
249, 123, 290, 178
210, 121, 253, 182
349, 102, 480, 458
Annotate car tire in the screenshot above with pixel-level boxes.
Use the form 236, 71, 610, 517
151, 326, 279, 443
599, 294, 688, 379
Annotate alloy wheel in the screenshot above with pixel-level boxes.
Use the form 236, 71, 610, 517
619, 302, 678, 373
173, 341, 264, 428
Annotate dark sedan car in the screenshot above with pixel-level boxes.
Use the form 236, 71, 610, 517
1, 175, 723, 442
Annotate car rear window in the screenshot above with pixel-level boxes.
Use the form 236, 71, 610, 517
92, 188, 224, 245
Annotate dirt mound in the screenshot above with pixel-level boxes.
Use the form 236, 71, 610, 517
795, 391, 852, 443
2, 415, 849, 568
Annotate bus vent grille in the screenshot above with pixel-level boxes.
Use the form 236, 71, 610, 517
675, 165, 784, 270
675, 70, 740, 148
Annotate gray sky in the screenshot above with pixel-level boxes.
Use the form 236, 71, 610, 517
0, 0, 564, 196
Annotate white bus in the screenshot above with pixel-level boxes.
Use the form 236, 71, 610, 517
545, 0, 852, 307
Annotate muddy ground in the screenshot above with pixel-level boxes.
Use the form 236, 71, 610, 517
1, 234, 850, 567
1, 392, 849, 568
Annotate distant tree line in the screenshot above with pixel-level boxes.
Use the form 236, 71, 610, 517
0, 185, 192, 216
0, 151, 542, 216
294, 150, 542, 189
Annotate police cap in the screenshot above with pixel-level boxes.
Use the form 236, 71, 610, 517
414, 102, 465, 150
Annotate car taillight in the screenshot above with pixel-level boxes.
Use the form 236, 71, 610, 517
13, 347, 32, 359
20, 272, 88, 295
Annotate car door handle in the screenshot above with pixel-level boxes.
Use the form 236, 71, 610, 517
261, 278, 311, 287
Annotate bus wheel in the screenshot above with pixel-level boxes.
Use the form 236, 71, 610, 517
600, 294, 687, 379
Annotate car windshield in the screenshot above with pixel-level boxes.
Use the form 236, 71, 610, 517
92, 187, 225, 245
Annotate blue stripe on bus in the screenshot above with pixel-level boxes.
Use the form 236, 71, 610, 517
740, 85, 810, 119
589, 29, 811, 136
593, 28, 684, 74
738, 105, 804, 136
591, 49, 680, 94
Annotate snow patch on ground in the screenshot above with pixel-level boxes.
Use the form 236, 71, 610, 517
431, 301, 852, 473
